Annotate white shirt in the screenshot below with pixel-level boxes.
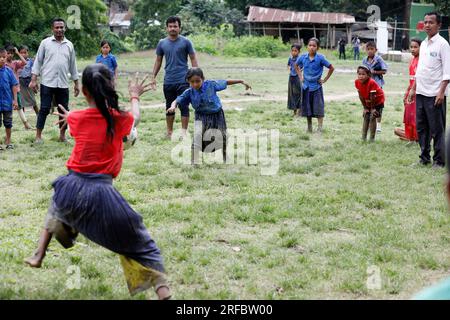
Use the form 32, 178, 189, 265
32, 36, 79, 89
415, 33, 450, 97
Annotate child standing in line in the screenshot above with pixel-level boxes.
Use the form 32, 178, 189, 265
5, 45, 33, 130
355, 66, 385, 141
295, 37, 334, 133
0, 48, 19, 150
95, 40, 118, 85
287, 44, 302, 117
362, 41, 388, 133
24, 64, 171, 300
167, 67, 251, 165
17, 45, 39, 117
394, 38, 421, 142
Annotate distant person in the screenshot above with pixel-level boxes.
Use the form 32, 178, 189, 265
0, 47, 19, 150
338, 37, 346, 60
95, 40, 118, 86
353, 36, 361, 60
355, 66, 385, 141
295, 37, 335, 133
363, 41, 388, 133
150, 16, 198, 139
167, 67, 251, 165
395, 38, 421, 142
287, 44, 302, 117
412, 12, 450, 168
401, 34, 409, 52
17, 45, 39, 118
5, 45, 32, 130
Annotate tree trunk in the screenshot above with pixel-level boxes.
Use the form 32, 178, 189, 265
403, 0, 412, 43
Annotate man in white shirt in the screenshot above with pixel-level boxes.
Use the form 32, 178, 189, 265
412, 12, 450, 168
30, 18, 80, 144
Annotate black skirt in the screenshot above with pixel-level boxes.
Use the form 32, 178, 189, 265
193, 109, 227, 152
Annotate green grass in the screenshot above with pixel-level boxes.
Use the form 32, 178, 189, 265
0, 49, 449, 299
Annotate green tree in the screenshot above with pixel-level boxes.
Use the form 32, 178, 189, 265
0, 0, 108, 57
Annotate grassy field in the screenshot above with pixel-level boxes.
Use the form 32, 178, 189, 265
1, 49, 449, 299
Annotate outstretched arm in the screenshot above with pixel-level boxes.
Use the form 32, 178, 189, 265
128, 74, 153, 127
226, 80, 252, 90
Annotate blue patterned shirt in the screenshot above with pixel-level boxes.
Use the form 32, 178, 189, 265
362, 55, 388, 88
0, 66, 19, 111
176, 80, 228, 114
296, 53, 332, 91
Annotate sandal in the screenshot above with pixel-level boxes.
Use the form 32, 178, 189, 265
6, 144, 14, 150
0, 146, 3, 151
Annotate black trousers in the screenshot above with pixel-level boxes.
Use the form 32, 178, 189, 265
37, 84, 69, 130
416, 94, 446, 165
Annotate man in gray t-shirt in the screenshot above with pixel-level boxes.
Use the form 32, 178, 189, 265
151, 16, 198, 139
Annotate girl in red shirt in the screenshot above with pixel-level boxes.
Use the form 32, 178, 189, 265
355, 66, 385, 141
25, 64, 171, 300
394, 38, 421, 142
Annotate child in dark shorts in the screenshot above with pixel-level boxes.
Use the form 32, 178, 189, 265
0, 47, 19, 150
355, 66, 385, 141
167, 67, 251, 165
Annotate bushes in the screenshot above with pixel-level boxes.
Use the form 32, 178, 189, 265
223, 36, 289, 58
100, 30, 134, 54
187, 33, 289, 58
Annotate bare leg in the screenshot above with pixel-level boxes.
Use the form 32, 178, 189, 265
166, 115, 175, 139
307, 117, 313, 133
362, 114, 370, 141
222, 144, 227, 164
5, 128, 11, 145
369, 116, 377, 141
24, 229, 52, 268
156, 286, 171, 300
33, 105, 39, 115
394, 127, 409, 141
317, 117, 324, 132
18, 108, 32, 129
191, 146, 201, 165
35, 128, 43, 142
181, 116, 189, 137
59, 126, 67, 142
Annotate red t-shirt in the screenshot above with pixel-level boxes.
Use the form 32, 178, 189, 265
66, 108, 134, 178
355, 78, 385, 108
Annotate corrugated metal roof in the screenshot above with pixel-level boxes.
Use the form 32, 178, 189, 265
246, 6, 355, 24
110, 11, 133, 27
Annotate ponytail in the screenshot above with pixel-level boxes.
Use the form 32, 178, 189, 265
82, 64, 121, 139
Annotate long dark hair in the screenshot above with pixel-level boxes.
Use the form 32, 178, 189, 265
82, 64, 121, 138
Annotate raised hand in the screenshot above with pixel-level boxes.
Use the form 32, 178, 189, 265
128, 73, 153, 99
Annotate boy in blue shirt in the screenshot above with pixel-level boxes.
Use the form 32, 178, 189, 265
167, 67, 251, 165
95, 40, 118, 85
296, 38, 334, 133
363, 41, 388, 132
0, 48, 19, 150
287, 44, 302, 117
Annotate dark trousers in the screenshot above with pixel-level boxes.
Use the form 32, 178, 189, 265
163, 83, 190, 117
37, 84, 69, 130
339, 49, 346, 60
416, 94, 446, 165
